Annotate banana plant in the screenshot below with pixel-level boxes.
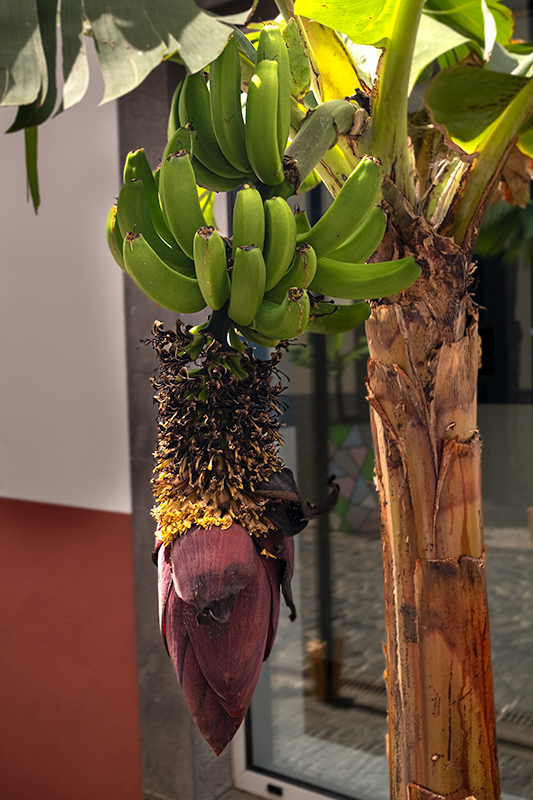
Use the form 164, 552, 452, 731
3, 0, 533, 794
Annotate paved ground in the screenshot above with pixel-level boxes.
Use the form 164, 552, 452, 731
259, 524, 533, 800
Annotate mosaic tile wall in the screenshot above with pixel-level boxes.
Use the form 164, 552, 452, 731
328, 423, 381, 534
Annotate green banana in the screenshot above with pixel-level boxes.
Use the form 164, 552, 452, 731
168, 79, 184, 141
209, 35, 250, 174
265, 243, 317, 303
327, 206, 386, 263
308, 255, 421, 299
256, 25, 291, 159
192, 155, 248, 193
253, 288, 310, 340
116, 179, 194, 272
162, 125, 194, 165
193, 226, 231, 310
245, 58, 284, 186
123, 233, 207, 313
123, 148, 176, 246
158, 150, 207, 260
307, 301, 370, 333
232, 185, 265, 254
263, 196, 297, 290
228, 245, 266, 326
238, 325, 281, 348
106, 204, 126, 271
296, 157, 382, 257
178, 72, 244, 180
294, 208, 311, 235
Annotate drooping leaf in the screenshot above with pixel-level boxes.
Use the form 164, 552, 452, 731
410, 12, 473, 93
59, 0, 90, 111
8, 0, 58, 130
299, 17, 363, 101
0, 0, 45, 107
24, 125, 40, 213
426, 66, 528, 152
424, 0, 513, 50
293, 0, 399, 47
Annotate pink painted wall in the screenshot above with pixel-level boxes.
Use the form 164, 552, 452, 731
0, 498, 142, 800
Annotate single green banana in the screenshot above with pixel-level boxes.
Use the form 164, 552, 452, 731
193, 226, 231, 310
178, 72, 243, 180
192, 155, 248, 193
245, 59, 284, 186
116, 179, 194, 272
238, 325, 281, 348
167, 79, 184, 141
307, 301, 370, 333
308, 255, 421, 299
253, 288, 310, 340
209, 35, 250, 174
228, 245, 266, 327
162, 125, 194, 166
232, 185, 265, 254
263, 196, 297, 290
106, 204, 126, 271
296, 157, 381, 257
123, 148, 177, 246
158, 150, 207, 260
256, 25, 291, 159
294, 208, 311, 235
326, 206, 386, 264
265, 243, 317, 303
123, 232, 207, 313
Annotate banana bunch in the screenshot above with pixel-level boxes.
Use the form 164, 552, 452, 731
166, 25, 291, 193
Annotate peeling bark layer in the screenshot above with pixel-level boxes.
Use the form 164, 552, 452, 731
366, 213, 500, 800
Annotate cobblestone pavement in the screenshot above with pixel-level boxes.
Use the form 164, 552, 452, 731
265, 524, 533, 799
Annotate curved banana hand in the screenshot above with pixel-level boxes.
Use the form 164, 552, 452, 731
178, 72, 244, 180
263, 196, 297, 290
253, 288, 310, 340
245, 59, 284, 186
232, 185, 265, 254
123, 233, 207, 313
228, 244, 266, 327
327, 206, 386, 263
265, 243, 317, 303
307, 301, 370, 334
116, 179, 194, 272
296, 157, 381, 257
256, 25, 291, 159
308, 255, 421, 300
209, 35, 250, 174
159, 150, 207, 260
106, 204, 126, 271
193, 226, 231, 310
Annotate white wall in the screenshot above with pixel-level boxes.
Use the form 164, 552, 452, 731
0, 51, 131, 514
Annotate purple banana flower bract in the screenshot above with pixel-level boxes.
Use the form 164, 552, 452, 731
157, 522, 294, 755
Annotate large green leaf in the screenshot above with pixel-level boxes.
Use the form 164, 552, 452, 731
410, 12, 472, 92
426, 66, 528, 152
60, 0, 90, 111
8, 0, 58, 131
1, 0, 253, 114
424, 0, 513, 49
0, 0, 46, 106
293, 0, 399, 47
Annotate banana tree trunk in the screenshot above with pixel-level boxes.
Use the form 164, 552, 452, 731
365, 211, 500, 800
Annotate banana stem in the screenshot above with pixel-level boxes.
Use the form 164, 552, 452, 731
205, 304, 232, 347
371, 0, 424, 204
